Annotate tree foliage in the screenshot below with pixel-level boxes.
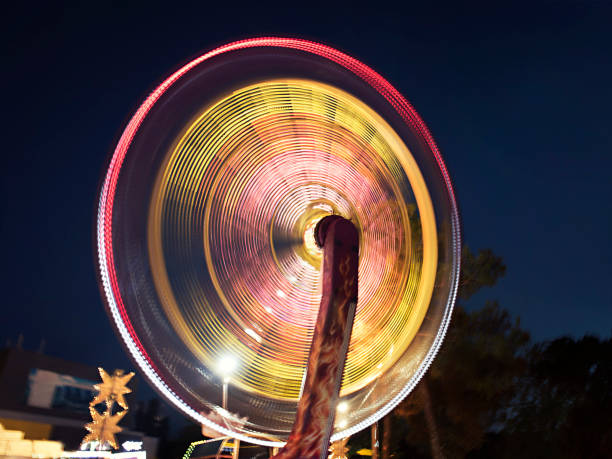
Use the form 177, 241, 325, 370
387, 247, 530, 458
483, 334, 612, 459
375, 246, 610, 458
391, 302, 530, 458
458, 247, 506, 301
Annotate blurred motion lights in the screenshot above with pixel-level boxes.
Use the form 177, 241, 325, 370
97, 38, 460, 446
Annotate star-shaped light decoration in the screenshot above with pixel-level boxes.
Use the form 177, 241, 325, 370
82, 406, 127, 450
328, 437, 349, 459
91, 368, 134, 410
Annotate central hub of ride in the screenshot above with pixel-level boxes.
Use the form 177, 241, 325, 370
303, 217, 323, 259
296, 202, 338, 265
269, 193, 355, 271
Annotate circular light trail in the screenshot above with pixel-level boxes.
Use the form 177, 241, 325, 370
97, 37, 461, 446
148, 79, 437, 400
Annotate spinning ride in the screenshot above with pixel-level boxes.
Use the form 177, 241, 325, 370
96, 38, 460, 448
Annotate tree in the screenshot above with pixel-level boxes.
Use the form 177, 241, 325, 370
457, 247, 506, 301
388, 247, 530, 458
495, 334, 612, 459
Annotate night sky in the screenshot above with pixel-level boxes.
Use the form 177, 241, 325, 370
1, 2, 610, 407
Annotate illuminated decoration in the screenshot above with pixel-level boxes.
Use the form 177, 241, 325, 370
91, 368, 134, 410
81, 407, 126, 450
81, 367, 132, 450
121, 441, 143, 451
62, 450, 146, 458
65, 440, 145, 458
97, 37, 461, 446
328, 437, 349, 459
182, 439, 205, 459
80, 441, 108, 451
183, 438, 237, 459
0, 422, 64, 458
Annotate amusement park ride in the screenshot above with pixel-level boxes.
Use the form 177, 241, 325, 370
96, 37, 460, 458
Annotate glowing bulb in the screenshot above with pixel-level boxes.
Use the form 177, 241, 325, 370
337, 402, 348, 413
218, 355, 238, 377
303, 217, 323, 257
245, 328, 262, 343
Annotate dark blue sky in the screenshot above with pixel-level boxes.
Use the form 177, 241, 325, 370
1, 2, 610, 385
